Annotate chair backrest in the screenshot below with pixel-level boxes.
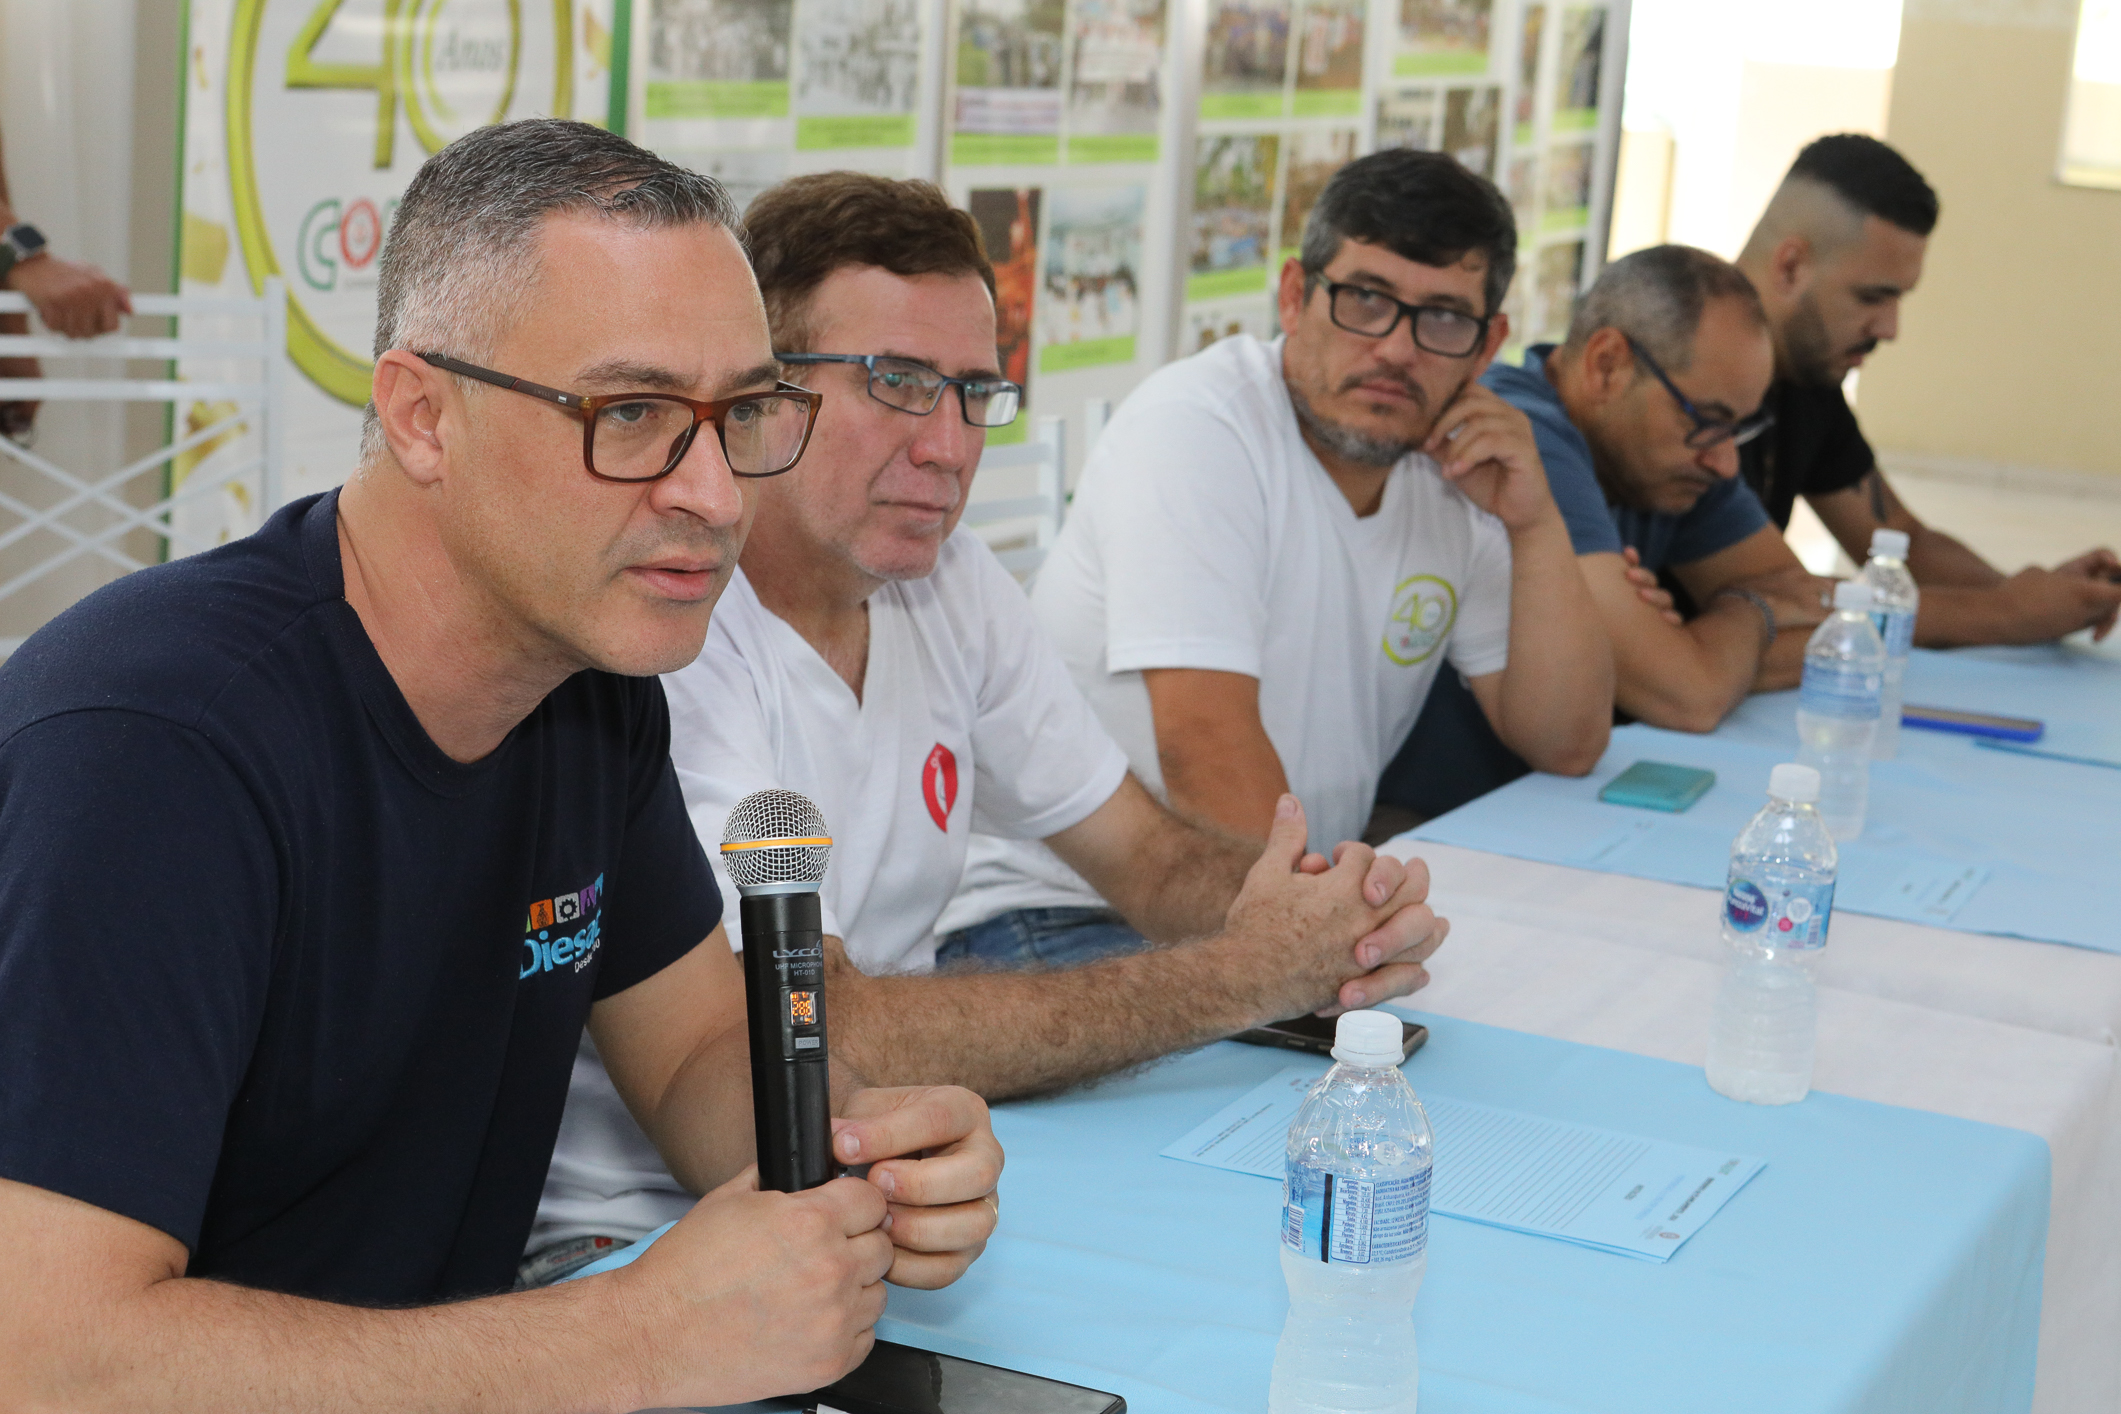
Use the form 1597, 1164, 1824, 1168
961, 412, 1066, 581
0, 281, 287, 657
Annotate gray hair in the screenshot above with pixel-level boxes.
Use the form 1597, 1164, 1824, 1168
360, 118, 741, 463
1563, 244, 1765, 372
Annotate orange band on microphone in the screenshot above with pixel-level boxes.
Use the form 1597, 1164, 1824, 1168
719, 836, 833, 853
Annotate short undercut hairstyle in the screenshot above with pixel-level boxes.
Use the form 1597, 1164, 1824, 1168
1785, 134, 1939, 237
1299, 149, 1518, 317
362, 118, 740, 462
744, 172, 996, 353
1563, 244, 1766, 373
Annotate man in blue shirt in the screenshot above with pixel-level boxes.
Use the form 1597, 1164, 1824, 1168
1380, 245, 1830, 819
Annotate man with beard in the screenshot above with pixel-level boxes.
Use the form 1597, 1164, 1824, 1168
1737, 134, 2120, 645
948, 149, 1610, 947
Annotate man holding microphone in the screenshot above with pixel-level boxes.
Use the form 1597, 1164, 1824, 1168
0, 121, 999, 1409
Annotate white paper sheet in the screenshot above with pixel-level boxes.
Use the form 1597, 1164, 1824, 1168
1161, 1066, 1766, 1261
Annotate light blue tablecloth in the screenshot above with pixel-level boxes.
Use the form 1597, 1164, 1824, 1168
1411, 647, 2121, 952
578, 1016, 2049, 1414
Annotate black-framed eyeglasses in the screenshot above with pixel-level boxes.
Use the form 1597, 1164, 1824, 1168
417, 352, 823, 482
776, 352, 1022, 429
1315, 280, 1491, 358
1623, 337, 1775, 451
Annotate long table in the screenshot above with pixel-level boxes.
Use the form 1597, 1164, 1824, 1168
1382, 641, 2121, 1412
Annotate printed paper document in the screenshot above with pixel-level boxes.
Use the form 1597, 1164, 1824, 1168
1162, 1066, 1765, 1261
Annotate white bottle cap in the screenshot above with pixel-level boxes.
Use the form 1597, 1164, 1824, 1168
1331, 1010, 1406, 1066
1768, 762, 1821, 803
1869, 528, 1910, 560
1833, 580, 1874, 613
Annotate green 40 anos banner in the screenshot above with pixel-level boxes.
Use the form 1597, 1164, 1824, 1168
184, 0, 619, 407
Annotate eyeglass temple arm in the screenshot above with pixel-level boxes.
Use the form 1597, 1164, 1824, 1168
418, 353, 582, 410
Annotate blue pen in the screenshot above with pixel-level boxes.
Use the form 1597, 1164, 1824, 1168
1973, 738, 2121, 771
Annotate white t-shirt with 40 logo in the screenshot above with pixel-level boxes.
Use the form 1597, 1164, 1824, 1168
944, 332, 1512, 931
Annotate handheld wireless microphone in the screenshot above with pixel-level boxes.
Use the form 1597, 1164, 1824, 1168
720, 789, 836, 1194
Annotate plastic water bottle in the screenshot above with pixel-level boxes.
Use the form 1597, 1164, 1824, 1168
1705, 763, 1839, 1105
1271, 1011, 1433, 1414
1795, 580, 1885, 840
1859, 529, 1919, 760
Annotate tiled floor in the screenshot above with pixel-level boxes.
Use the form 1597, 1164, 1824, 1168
1785, 462, 2121, 659
1785, 464, 2121, 578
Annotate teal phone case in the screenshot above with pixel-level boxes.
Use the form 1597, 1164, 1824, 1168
1597, 760, 1716, 812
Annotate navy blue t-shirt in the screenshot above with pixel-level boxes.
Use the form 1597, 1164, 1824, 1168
0, 492, 720, 1303
1483, 347, 1770, 571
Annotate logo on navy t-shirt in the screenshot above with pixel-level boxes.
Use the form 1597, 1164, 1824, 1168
523, 874, 605, 979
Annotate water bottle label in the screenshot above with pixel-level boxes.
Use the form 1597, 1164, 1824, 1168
1798, 660, 1882, 720
1869, 608, 1915, 658
1281, 1159, 1430, 1264
1724, 872, 1835, 949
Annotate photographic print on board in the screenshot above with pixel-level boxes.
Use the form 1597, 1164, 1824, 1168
647, 0, 796, 119
793, 0, 923, 149
967, 187, 1043, 440
1292, 0, 1365, 117
1513, 2, 1543, 145
1375, 88, 1440, 152
1442, 84, 1501, 178
1550, 6, 1604, 133
1201, 0, 1292, 120
954, 0, 1065, 164
1534, 239, 1584, 343
1066, 0, 1166, 162
1541, 140, 1592, 231
1186, 301, 1275, 352
1395, 0, 1490, 78
1278, 127, 1358, 263
1039, 185, 1146, 371
1189, 133, 1279, 300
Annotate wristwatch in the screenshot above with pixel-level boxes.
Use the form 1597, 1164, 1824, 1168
0, 223, 49, 283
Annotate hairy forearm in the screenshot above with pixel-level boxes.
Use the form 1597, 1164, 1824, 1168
832, 937, 1275, 1100
1614, 600, 1761, 733
1096, 818, 1255, 944
1493, 517, 1611, 774
1907, 527, 2003, 590
13, 1267, 650, 1414
1912, 584, 2056, 648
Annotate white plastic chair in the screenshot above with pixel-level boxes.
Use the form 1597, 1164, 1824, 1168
0, 279, 287, 655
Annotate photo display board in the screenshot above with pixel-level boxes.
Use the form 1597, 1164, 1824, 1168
172, 0, 1623, 506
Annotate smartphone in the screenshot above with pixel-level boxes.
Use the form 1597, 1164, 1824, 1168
808, 1339, 1124, 1414
1900, 704, 2045, 743
1233, 1012, 1428, 1062
1597, 760, 1716, 812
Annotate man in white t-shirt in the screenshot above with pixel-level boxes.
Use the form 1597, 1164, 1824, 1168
529, 173, 1451, 1276
948, 148, 1612, 953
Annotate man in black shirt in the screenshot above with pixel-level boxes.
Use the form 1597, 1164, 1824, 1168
0, 120, 1010, 1410
1737, 134, 2121, 645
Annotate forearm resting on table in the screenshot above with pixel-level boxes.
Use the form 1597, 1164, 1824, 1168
1613, 597, 1765, 734
831, 937, 1290, 1100
1045, 775, 1257, 945
0, 1179, 652, 1414
1142, 668, 1289, 842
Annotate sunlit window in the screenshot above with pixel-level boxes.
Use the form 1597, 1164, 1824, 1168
2062, 0, 2121, 188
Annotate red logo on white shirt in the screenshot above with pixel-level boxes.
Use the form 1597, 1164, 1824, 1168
922, 744, 958, 831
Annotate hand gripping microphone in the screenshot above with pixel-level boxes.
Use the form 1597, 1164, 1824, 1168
720, 789, 836, 1193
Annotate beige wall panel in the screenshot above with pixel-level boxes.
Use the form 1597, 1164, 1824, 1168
1864, 15, 2121, 477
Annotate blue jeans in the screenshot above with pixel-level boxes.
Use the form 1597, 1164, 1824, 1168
936, 906, 1148, 971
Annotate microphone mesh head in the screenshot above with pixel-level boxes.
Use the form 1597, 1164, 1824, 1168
719, 789, 832, 889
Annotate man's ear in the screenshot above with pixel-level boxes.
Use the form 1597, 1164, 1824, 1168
370, 349, 453, 486
1579, 326, 1633, 400
1767, 233, 1814, 299
1467, 305, 1511, 378
1275, 258, 1311, 334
